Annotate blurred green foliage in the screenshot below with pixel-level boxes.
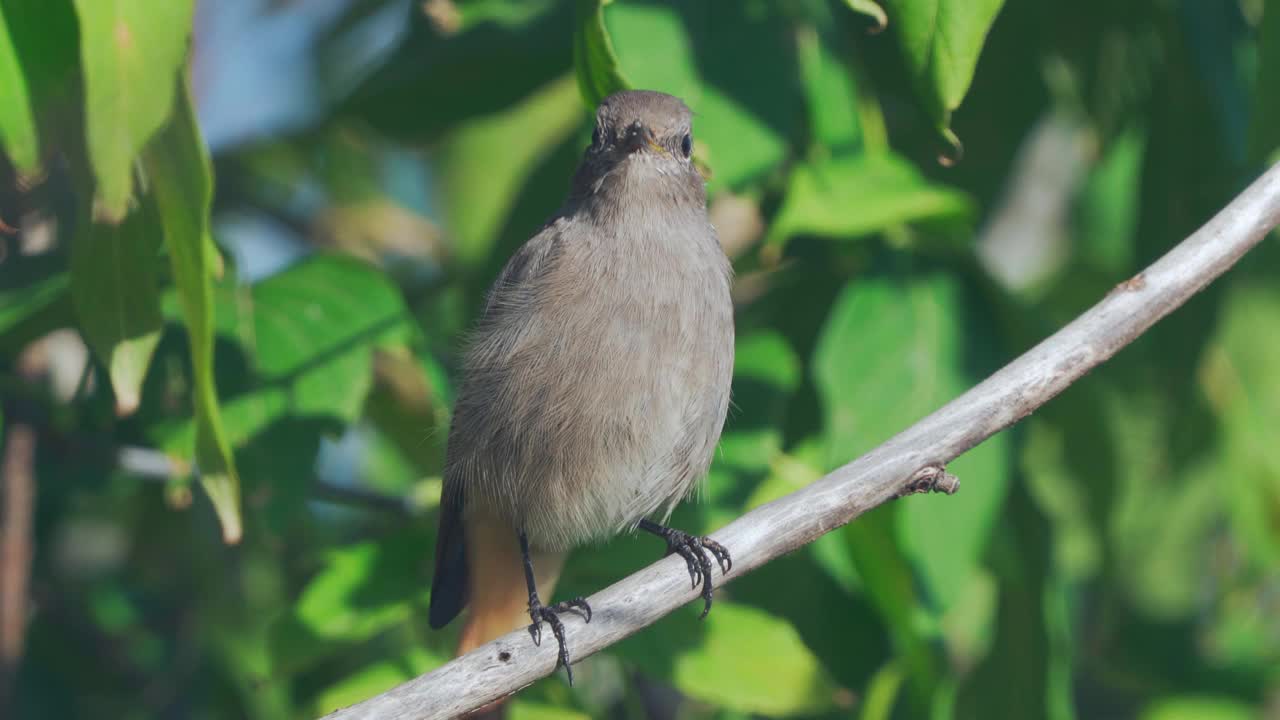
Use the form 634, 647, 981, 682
1, 0, 1278, 718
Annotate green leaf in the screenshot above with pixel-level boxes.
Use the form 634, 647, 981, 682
766, 154, 972, 257
1199, 283, 1280, 566
73, 0, 194, 221
1249, 0, 1280, 162
573, 0, 629, 107
715, 330, 801, 474
797, 27, 863, 155
859, 660, 905, 720
334, 1, 573, 143
364, 348, 453, 483
1103, 386, 1222, 618
814, 273, 1009, 612
886, 0, 1005, 150
435, 74, 582, 269
0, 268, 70, 353
616, 603, 838, 716
1021, 419, 1102, 582
71, 198, 163, 415
312, 648, 442, 716
143, 80, 240, 543
1076, 128, 1145, 275
272, 528, 435, 673
507, 701, 591, 720
843, 509, 942, 714
293, 540, 429, 642
745, 447, 825, 511
212, 255, 412, 422
900, 434, 1009, 610
153, 254, 414, 518
743, 438, 866, 596
1138, 696, 1258, 720
0, 3, 38, 175
604, 1, 797, 189
815, 273, 958, 462
954, 489, 1055, 720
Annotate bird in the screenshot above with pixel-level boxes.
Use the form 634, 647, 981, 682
427, 89, 735, 687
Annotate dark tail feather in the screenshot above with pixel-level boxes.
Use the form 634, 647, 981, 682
428, 489, 468, 629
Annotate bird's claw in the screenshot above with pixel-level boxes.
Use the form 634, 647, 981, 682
527, 594, 592, 685
659, 528, 732, 619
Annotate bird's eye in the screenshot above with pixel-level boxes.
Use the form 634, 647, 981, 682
680, 133, 692, 158
591, 127, 601, 147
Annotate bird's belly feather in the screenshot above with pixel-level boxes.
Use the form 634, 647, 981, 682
457, 253, 732, 551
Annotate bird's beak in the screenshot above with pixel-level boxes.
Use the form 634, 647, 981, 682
625, 122, 666, 155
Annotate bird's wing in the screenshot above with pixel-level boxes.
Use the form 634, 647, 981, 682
427, 220, 566, 629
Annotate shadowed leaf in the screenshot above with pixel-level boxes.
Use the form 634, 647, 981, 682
0, 3, 39, 175
71, 198, 163, 415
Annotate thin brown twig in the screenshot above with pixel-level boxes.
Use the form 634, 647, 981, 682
0, 422, 36, 711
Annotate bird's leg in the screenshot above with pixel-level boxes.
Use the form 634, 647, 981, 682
519, 531, 591, 685
637, 519, 731, 619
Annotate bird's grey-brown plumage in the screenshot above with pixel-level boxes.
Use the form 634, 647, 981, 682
429, 91, 733, 631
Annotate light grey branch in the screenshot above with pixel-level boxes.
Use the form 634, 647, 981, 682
322, 162, 1280, 720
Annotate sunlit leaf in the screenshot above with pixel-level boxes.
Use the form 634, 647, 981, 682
73, 0, 194, 221
573, 0, 629, 107
604, 1, 797, 189
1103, 385, 1223, 618
885, 0, 1005, 152
271, 528, 435, 673
1138, 696, 1258, 720
797, 27, 863, 155
1076, 128, 1145, 275
435, 74, 582, 270
859, 660, 904, 720
153, 254, 414, 520
815, 274, 958, 464
814, 273, 1009, 615
767, 154, 972, 257
143, 80, 240, 543
70, 198, 163, 415
616, 603, 838, 717
508, 701, 591, 720
1199, 282, 1280, 566
1021, 418, 1102, 582
216, 255, 412, 420
312, 648, 442, 716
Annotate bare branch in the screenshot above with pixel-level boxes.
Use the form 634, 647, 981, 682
0, 422, 35, 712
321, 162, 1280, 720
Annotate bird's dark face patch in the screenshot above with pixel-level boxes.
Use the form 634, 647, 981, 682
571, 89, 706, 206
591, 90, 693, 159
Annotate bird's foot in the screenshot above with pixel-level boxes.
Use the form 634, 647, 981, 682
526, 594, 591, 685
638, 520, 731, 619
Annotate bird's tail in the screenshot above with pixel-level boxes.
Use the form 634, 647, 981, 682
457, 510, 566, 655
